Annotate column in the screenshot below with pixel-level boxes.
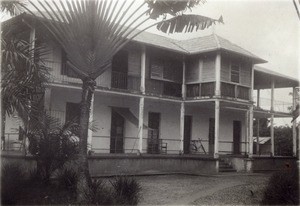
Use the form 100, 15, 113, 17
140, 45, 146, 94
292, 87, 297, 156
271, 78, 275, 111
248, 106, 254, 157
245, 110, 249, 154
214, 100, 220, 158
179, 102, 185, 153
256, 118, 260, 155
182, 59, 186, 99
138, 97, 144, 153
215, 52, 221, 96
44, 88, 52, 111
87, 93, 94, 153
257, 89, 260, 108
270, 114, 274, 156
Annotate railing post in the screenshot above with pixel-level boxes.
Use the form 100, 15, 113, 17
180, 102, 185, 153
138, 97, 144, 153
215, 52, 221, 96
140, 45, 146, 94
214, 100, 220, 158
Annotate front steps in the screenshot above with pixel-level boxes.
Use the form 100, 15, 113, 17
219, 159, 237, 172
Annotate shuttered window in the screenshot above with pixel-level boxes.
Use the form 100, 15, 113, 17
231, 63, 240, 83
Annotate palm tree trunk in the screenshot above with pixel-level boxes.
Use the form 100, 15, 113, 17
76, 78, 95, 202
1, 105, 6, 150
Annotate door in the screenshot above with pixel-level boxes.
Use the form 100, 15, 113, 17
233, 121, 241, 154
110, 110, 125, 153
208, 118, 215, 155
111, 50, 128, 89
147, 112, 160, 154
183, 115, 192, 154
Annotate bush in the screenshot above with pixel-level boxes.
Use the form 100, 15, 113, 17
110, 176, 142, 205
1, 163, 26, 205
55, 168, 78, 191
83, 179, 114, 205
261, 168, 299, 205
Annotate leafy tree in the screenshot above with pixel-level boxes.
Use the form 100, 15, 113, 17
17, 0, 223, 200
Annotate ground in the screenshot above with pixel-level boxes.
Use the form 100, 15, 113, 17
135, 173, 271, 205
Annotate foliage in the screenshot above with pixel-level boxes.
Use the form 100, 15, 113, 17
261, 168, 299, 205
1, 163, 26, 205
55, 168, 78, 191
82, 179, 114, 205
110, 176, 142, 205
274, 126, 293, 156
27, 113, 79, 182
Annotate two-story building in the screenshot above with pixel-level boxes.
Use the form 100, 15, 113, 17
3, 13, 299, 175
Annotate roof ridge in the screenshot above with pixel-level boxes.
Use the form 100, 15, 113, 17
212, 33, 221, 49
170, 40, 190, 54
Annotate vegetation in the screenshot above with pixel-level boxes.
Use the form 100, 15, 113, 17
261, 168, 299, 205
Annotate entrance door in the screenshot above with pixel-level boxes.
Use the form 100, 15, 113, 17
147, 112, 160, 154
233, 121, 241, 154
183, 115, 192, 154
110, 110, 124, 153
111, 50, 128, 89
208, 118, 215, 155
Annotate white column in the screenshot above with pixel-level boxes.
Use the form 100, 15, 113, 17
271, 78, 275, 111
245, 110, 249, 154
257, 89, 260, 108
249, 106, 254, 157
251, 65, 254, 101
214, 100, 220, 158
256, 118, 260, 155
179, 102, 185, 152
215, 52, 221, 96
44, 88, 52, 111
270, 114, 274, 156
292, 87, 297, 156
140, 45, 146, 94
182, 59, 186, 99
87, 93, 94, 153
138, 97, 144, 153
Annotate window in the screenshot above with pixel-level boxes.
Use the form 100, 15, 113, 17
61, 49, 79, 78
231, 63, 240, 83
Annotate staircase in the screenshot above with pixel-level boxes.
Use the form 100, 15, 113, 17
219, 159, 237, 172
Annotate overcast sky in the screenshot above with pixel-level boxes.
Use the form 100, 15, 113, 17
148, 0, 300, 80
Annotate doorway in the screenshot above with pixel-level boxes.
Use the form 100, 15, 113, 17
147, 112, 160, 154
208, 118, 215, 155
233, 121, 241, 154
111, 50, 128, 89
183, 115, 192, 154
110, 110, 125, 153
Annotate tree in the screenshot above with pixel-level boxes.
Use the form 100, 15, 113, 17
1, 2, 49, 150
19, 0, 223, 200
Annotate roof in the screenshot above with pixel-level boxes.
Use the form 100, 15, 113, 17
4, 13, 266, 63
254, 66, 299, 89
253, 137, 271, 144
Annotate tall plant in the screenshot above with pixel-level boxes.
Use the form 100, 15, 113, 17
19, 0, 223, 200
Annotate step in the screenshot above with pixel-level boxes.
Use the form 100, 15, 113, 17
219, 168, 237, 172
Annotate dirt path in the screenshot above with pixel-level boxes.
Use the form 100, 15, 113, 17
137, 173, 270, 205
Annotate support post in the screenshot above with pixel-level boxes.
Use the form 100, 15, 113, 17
214, 100, 220, 158
44, 88, 52, 111
292, 87, 297, 156
140, 45, 146, 94
257, 89, 260, 108
87, 93, 94, 153
215, 52, 221, 96
248, 106, 254, 157
256, 118, 260, 155
182, 58, 186, 99
270, 114, 275, 156
180, 102, 185, 153
138, 97, 144, 153
245, 110, 249, 154
271, 78, 275, 111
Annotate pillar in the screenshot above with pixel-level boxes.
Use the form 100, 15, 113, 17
87, 93, 94, 153
245, 110, 249, 154
179, 102, 185, 153
44, 88, 51, 111
292, 87, 297, 156
257, 89, 260, 108
215, 52, 221, 96
140, 45, 146, 94
248, 106, 254, 157
182, 59, 186, 99
270, 114, 274, 156
271, 78, 275, 111
214, 100, 220, 158
256, 118, 260, 155
138, 97, 144, 153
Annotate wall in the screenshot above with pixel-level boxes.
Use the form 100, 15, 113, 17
201, 55, 216, 82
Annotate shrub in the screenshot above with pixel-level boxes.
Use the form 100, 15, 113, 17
1, 163, 26, 205
83, 179, 114, 205
110, 176, 142, 205
261, 168, 299, 205
55, 168, 78, 191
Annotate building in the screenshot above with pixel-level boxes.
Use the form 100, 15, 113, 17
3, 13, 299, 175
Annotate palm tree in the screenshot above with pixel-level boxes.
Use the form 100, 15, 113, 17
1, 1, 49, 151
19, 0, 223, 200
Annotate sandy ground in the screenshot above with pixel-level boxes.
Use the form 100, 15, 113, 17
136, 173, 270, 205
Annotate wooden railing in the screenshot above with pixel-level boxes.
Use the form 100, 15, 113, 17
186, 82, 215, 98
145, 79, 181, 97
111, 71, 127, 89
221, 82, 250, 100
